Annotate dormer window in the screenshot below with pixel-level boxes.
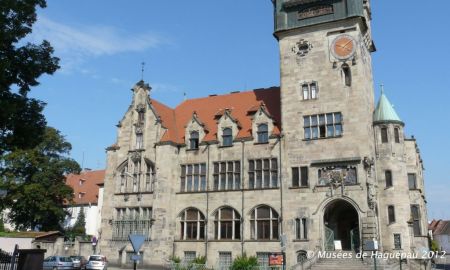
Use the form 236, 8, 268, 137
78, 192, 85, 199
222, 128, 233, 147
302, 82, 318, 100
189, 131, 199, 150
257, 124, 269, 143
79, 179, 86, 186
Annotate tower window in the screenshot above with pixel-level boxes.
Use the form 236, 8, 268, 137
301, 82, 318, 100
408, 173, 417, 189
394, 127, 400, 143
304, 113, 342, 140
222, 128, 233, 147
257, 123, 269, 143
342, 64, 352, 86
385, 170, 392, 188
381, 127, 388, 143
410, 205, 421, 236
189, 131, 199, 150
388, 205, 396, 224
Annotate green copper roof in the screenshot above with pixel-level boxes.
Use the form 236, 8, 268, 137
373, 92, 402, 123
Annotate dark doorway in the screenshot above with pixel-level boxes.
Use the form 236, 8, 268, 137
324, 200, 359, 251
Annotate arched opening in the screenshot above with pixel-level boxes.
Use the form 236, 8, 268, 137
323, 200, 359, 251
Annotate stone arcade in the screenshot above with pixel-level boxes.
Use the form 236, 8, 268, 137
98, 0, 429, 268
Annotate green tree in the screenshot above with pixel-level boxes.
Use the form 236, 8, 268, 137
1, 127, 80, 231
72, 207, 86, 235
0, 0, 59, 155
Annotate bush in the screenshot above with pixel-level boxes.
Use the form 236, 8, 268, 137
230, 254, 258, 270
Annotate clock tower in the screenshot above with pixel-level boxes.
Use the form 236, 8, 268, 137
273, 0, 381, 254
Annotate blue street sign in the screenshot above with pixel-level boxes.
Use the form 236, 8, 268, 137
128, 234, 145, 253
131, 254, 141, 261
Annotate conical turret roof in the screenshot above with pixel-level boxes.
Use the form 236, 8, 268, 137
373, 90, 403, 124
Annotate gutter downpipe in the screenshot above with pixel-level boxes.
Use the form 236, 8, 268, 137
241, 139, 245, 256
205, 143, 210, 260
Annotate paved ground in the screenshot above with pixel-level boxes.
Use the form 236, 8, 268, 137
433, 254, 450, 270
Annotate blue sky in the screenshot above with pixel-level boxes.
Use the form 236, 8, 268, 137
28, 1, 449, 219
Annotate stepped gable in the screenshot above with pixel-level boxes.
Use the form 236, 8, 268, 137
152, 87, 281, 144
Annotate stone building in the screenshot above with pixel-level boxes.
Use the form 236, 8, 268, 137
98, 0, 429, 268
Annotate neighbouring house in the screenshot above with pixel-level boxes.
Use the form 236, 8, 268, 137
64, 169, 105, 237
0, 231, 62, 253
429, 219, 450, 253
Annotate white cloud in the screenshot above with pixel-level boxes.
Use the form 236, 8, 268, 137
29, 16, 167, 72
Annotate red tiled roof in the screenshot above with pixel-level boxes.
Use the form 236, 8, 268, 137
65, 170, 105, 205
430, 219, 450, 236
152, 87, 281, 144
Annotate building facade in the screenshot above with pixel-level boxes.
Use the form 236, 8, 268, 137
98, 0, 428, 268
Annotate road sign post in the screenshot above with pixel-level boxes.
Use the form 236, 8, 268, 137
128, 234, 146, 270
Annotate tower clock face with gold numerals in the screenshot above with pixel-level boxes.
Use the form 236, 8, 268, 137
331, 34, 356, 60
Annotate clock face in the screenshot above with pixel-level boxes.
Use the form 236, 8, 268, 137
331, 35, 356, 60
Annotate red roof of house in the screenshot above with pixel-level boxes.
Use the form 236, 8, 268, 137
429, 219, 450, 236
65, 170, 105, 205
152, 87, 281, 144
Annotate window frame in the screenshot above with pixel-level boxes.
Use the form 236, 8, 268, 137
222, 128, 233, 147
214, 207, 241, 240
180, 208, 205, 240
250, 206, 279, 240
388, 205, 396, 224
408, 173, 417, 190
381, 127, 388, 143
295, 217, 308, 240
257, 123, 269, 144
301, 81, 318, 100
292, 167, 308, 187
180, 163, 207, 192
303, 112, 342, 140
410, 205, 421, 236
248, 158, 278, 189
213, 161, 241, 191
385, 170, 393, 188
189, 131, 200, 150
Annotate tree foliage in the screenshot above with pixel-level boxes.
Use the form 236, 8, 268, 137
72, 207, 86, 235
230, 254, 258, 270
0, 0, 59, 154
1, 127, 80, 231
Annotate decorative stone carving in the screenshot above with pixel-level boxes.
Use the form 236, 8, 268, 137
292, 39, 313, 57
367, 181, 377, 210
130, 151, 141, 163
363, 156, 374, 177
135, 126, 143, 134
136, 103, 146, 112
318, 166, 357, 186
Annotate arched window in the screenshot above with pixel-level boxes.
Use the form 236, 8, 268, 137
250, 206, 279, 240
133, 160, 141, 192
214, 207, 241, 240
257, 124, 269, 143
189, 131, 199, 150
222, 128, 233, 146
297, 250, 308, 263
180, 208, 205, 240
342, 64, 352, 86
388, 205, 395, 224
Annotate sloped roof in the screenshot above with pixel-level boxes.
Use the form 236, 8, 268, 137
65, 170, 105, 205
153, 87, 281, 144
373, 92, 402, 123
429, 219, 450, 236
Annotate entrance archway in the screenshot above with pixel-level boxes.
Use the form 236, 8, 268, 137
323, 199, 360, 251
